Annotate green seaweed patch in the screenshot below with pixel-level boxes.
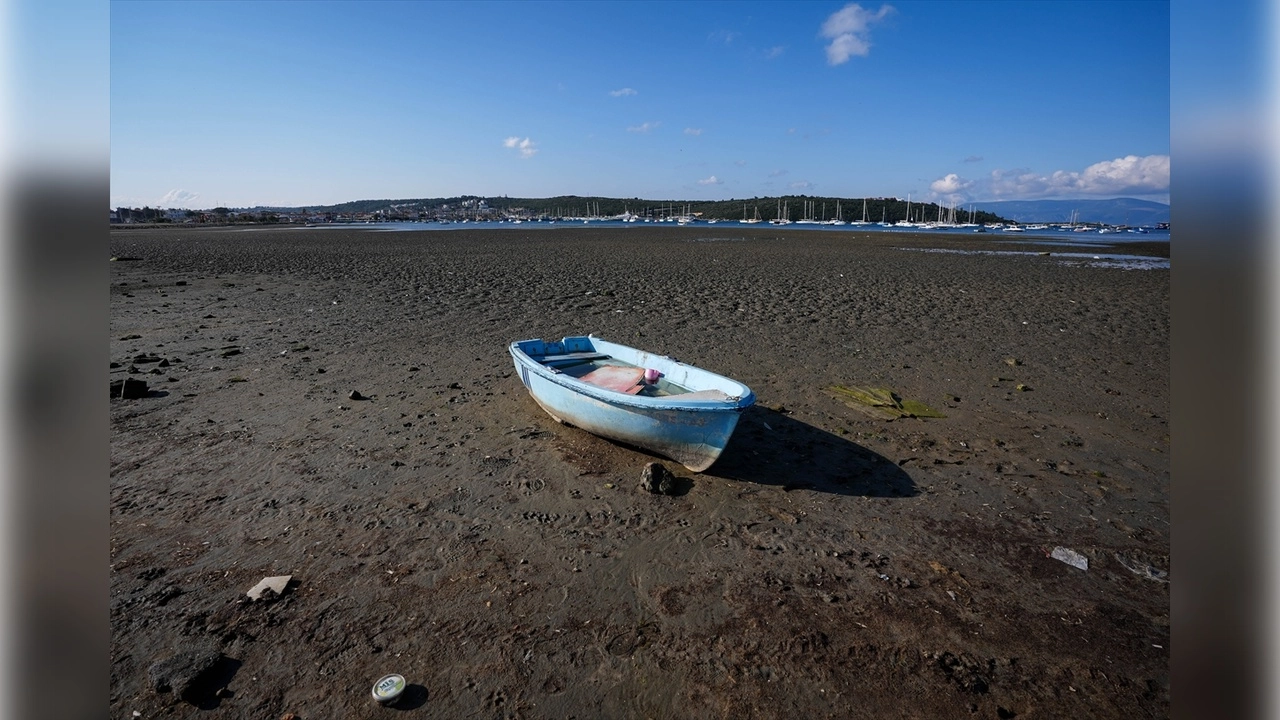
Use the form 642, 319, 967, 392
829, 385, 946, 420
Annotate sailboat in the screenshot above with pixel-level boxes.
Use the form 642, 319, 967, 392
796, 199, 819, 225
828, 200, 847, 226
739, 203, 762, 224
849, 198, 870, 226
894, 195, 917, 227
769, 198, 792, 225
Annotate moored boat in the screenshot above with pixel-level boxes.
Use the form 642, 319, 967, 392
509, 335, 755, 471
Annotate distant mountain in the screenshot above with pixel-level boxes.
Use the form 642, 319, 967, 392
968, 198, 1169, 225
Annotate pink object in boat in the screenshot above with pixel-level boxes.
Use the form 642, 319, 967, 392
644, 368, 661, 384
578, 366, 646, 394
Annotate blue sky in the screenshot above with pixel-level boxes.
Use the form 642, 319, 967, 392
109, 1, 1170, 209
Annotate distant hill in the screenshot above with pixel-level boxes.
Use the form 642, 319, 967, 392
234, 195, 1011, 225
969, 198, 1169, 225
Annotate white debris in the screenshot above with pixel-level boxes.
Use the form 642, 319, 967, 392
1050, 547, 1089, 571
247, 574, 293, 600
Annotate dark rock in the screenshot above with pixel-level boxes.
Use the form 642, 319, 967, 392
658, 472, 676, 496
640, 462, 677, 495
111, 378, 149, 399
349, 390, 366, 401
148, 645, 223, 698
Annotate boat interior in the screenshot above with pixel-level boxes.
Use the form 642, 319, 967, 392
530, 349, 733, 401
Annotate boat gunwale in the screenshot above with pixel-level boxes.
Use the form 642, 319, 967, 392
509, 338, 754, 412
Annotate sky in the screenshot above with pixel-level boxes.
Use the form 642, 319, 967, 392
109, 1, 1171, 210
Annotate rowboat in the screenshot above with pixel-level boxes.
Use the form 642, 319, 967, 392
509, 335, 755, 471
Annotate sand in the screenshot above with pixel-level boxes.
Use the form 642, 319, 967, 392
110, 225, 1169, 718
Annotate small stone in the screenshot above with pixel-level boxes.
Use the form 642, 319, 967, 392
640, 462, 677, 495
349, 390, 366, 401
1005, 358, 1022, 366
658, 473, 676, 496
1016, 384, 1031, 392
111, 378, 149, 399
148, 645, 223, 699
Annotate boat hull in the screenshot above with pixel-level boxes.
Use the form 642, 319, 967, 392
509, 336, 754, 472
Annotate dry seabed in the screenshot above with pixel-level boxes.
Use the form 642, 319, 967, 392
111, 226, 1169, 718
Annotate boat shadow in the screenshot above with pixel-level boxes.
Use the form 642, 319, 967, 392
705, 407, 917, 497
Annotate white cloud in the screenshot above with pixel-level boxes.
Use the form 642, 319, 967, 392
932, 154, 1171, 202
765, 46, 785, 59
963, 155, 983, 163
627, 121, 661, 133
928, 173, 975, 205
987, 154, 1170, 199
503, 136, 538, 159
158, 189, 200, 208
789, 180, 814, 191
769, 169, 788, 177
820, 4, 894, 65
684, 128, 703, 136
1078, 154, 1170, 193
610, 87, 637, 97
698, 175, 723, 186
930, 173, 972, 195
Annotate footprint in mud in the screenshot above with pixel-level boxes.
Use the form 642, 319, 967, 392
541, 675, 565, 694
437, 543, 466, 565
607, 623, 657, 657
486, 689, 507, 708
518, 477, 545, 495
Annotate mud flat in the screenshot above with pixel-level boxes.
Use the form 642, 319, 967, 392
111, 225, 1169, 717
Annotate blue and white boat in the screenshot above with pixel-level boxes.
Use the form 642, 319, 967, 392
509, 335, 755, 471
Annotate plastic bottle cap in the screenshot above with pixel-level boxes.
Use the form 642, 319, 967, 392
372, 674, 406, 704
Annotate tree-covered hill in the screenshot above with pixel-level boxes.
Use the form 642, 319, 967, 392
249, 195, 1006, 225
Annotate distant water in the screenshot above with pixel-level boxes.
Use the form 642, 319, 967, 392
301, 218, 1171, 244
898, 246, 1169, 270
